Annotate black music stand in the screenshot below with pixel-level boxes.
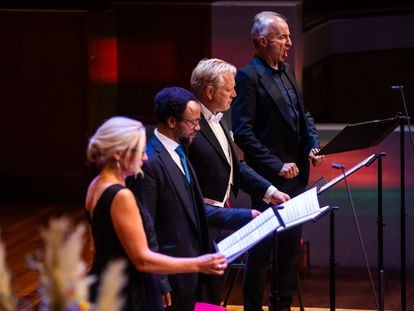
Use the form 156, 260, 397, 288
317, 116, 399, 156
317, 116, 400, 311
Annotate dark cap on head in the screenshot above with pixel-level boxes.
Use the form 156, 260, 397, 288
154, 86, 199, 122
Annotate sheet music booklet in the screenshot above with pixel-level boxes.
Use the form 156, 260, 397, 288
215, 187, 331, 262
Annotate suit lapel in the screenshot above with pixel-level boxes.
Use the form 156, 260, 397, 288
254, 58, 297, 131
199, 117, 229, 163
150, 136, 200, 231
219, 120, 240, 173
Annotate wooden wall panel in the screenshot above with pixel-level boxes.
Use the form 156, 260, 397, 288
0, 10, 89, 200
114, 3, 211, 124
0, 4, 211, 200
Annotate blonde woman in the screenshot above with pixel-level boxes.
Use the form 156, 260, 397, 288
85, 116, 227, 311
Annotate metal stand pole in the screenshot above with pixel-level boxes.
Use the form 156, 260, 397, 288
399, 118, 407, 311
329, 209, 336, 311
377, 155, 386, 311
269, 231, 279, 311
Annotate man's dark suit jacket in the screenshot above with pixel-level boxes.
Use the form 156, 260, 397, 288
188, 116, 272, 203
134, 134, 209, 296
187, 116, 272, 305
232, 56, 320, 196
132, 134, 254, 297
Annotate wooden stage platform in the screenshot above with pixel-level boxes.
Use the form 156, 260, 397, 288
0, 200, 411, 310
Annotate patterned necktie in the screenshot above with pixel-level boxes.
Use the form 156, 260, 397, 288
175, 145, 191, 184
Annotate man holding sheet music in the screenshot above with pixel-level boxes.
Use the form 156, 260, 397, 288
188, 58, 290, 305
130, 86, 275, 311
231, 11, 325, 311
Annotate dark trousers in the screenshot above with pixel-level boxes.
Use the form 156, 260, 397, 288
198, 226, 234, 305
243, 225, 303, 311
169, 292, 197, 311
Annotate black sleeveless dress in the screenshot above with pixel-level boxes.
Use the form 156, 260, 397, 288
86, 184, 163, 311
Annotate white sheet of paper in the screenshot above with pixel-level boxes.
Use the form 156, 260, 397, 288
216, 207, 280, 261
216, 187, 331, 262
277, 187, 320, 224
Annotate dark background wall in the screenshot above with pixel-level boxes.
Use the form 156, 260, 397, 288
0, 0, 413, 270
0, 10, 88, 200
0, 0, 413, 201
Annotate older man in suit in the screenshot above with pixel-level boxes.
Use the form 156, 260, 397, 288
231, 11, 325, 311
188, 58, 290, 305
131, 87, 258, 311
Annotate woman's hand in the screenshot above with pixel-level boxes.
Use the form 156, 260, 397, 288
197, 253, 228, 275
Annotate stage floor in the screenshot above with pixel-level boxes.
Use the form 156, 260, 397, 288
227, 308, 385, 311
1, 200, 412, 310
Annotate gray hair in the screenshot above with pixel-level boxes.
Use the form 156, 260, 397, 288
190, 58, 237, 98
251, 11, 287, 46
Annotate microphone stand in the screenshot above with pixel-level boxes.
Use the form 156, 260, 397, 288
399, 116, 407, 311
376, 153, 386, 311
318, 154, 380, 311
363, 152, 387, 311
392, 85, 414, 311
329, 206, 338, 311
269, 231, 280, 311
392, 86, 414, 151
333, 164, 380, 311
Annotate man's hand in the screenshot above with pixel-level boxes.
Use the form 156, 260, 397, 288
251, 209, 261, 218
278, 162, 299, 179
309, 148, 325, 166
269, 189, 290, 205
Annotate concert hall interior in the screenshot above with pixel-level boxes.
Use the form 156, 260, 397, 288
0, 0, 413, 310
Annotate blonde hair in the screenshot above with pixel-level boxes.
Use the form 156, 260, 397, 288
190, 58, 237, 98
87, 116, 146, 175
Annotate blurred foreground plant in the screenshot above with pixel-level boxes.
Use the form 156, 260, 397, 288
28, 217, 93, 311
0, 232, 17, 311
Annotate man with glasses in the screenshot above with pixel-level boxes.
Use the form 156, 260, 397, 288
129, 86, 257, 311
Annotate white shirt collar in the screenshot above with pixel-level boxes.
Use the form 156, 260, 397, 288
201, 104, 223, 123
154, 128, 179, 153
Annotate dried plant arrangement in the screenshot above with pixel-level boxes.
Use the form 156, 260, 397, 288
94, 259, 127, 311
0, 232, 17, 311
28, 217, 93, 311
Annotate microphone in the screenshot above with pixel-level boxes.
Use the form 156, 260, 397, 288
331, 163, 345, 170
391, 85, 404, 90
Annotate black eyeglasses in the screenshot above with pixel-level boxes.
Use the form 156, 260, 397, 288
178, 117, 201, 128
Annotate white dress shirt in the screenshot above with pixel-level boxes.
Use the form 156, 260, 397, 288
201, 105, 278, 206
201, 104, 233, 207
154, 129, 186, 174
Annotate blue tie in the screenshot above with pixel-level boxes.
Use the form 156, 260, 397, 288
175, 145, 191, 184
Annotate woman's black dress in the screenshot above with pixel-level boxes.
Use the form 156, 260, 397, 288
86, 184, 163, 311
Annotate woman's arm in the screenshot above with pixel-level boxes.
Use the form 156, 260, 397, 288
111, 189, 227, 275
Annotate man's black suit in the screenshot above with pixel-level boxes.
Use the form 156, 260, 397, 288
133, 134, 254, 309
231, 56, 320, 311
188, 117, 272, 203
188, 115, 274, 304
137, 135, 209, 300
232, 56, 319, 194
